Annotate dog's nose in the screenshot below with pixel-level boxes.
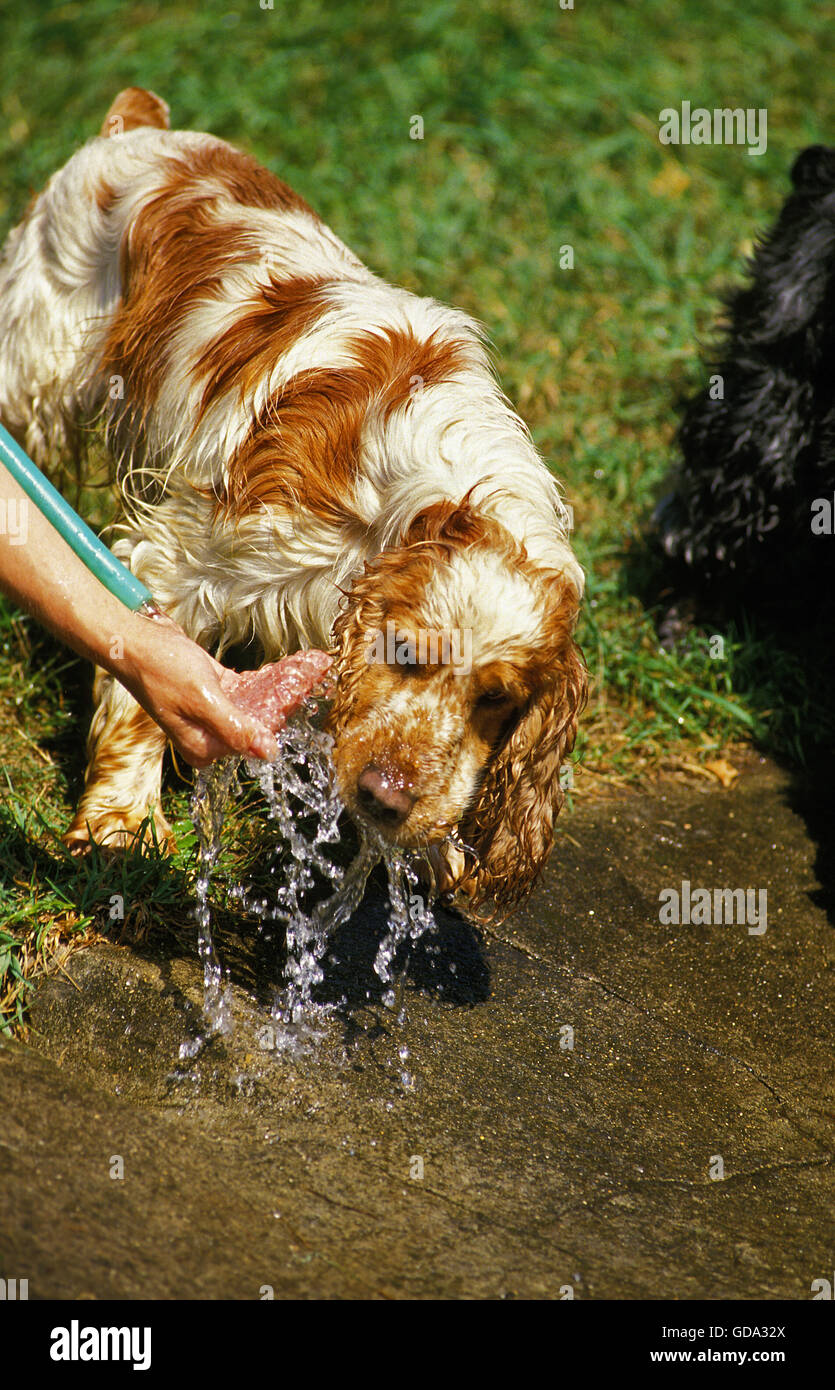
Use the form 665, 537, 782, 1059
356, 765, 415, 827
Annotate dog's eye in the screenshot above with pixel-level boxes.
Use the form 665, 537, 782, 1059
476, 689, 510, 707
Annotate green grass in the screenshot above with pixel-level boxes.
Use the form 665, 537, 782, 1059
1, 0, 833, 1025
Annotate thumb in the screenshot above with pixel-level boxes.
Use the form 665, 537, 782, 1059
216, 698, 279, 761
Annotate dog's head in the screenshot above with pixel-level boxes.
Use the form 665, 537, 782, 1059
326, 501, 586, 916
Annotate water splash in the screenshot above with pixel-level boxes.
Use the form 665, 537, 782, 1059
189, 701, 442, 1050
373, 847, 438, 985
185, 755, 241, 1056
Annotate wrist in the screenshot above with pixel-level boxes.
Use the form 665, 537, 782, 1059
97, 605, 160, 695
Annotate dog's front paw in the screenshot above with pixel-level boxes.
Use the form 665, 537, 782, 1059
63, 803, 176, 856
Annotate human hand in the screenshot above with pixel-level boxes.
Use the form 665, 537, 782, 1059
120, 609, 332, 768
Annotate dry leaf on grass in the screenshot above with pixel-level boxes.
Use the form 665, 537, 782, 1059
704, 757, 740, 789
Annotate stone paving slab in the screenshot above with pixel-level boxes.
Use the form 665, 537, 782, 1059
1, 756, 832, 1299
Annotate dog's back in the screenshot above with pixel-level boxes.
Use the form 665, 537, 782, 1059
0, 90, 353, 477
0, 90, 579, 654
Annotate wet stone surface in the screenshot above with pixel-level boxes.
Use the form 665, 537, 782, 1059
1, 755, 833, 1299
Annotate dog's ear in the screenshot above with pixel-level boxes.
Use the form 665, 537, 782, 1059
457, 628, 587, 921
790, 145, 835, 194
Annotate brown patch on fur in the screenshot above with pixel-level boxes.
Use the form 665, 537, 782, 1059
102, 204, 248, 435
218, 366, 369, 527
220, 329, 470, 525
183, 142, 314, 216
100, 139, 318, 435
401, 497, 490, 548
100, 87, 170, 138
376, 331, 472, 421
195, 275, 334, 415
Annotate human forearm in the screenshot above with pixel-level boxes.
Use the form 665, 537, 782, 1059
0, 462, 316, 766
0, 461, 144, 671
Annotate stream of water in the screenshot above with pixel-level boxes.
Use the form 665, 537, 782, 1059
187, 702, 441, 1055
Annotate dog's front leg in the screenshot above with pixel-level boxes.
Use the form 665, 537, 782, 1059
64, 667, 173, 854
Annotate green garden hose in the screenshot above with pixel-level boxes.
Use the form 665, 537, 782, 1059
0, 420, 154, 612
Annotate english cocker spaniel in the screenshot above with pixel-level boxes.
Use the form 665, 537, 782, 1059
0, 89, 585, 916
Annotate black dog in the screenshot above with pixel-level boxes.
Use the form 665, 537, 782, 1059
656, 145, 835, 614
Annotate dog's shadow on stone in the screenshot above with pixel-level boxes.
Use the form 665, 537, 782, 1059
628, 528, 835, 934
244, 862, 490, 1024
319, 866, 490, 1010
783, 758, 835, 927
5, 772, 490, 1035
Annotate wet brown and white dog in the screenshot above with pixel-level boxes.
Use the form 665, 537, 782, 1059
0, 89, 585, 915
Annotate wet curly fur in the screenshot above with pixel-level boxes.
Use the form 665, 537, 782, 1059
657, 145, 835, 607
328, 501, 587, 918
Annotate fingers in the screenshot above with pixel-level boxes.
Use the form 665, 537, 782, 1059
210, 688, 279, 760
222, 711, 278, 763
169, 707, 278, 768
165, 724, 224, 768
220, 651, 333, 735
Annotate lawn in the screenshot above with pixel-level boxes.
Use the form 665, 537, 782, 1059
1, 0, 832, 1028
